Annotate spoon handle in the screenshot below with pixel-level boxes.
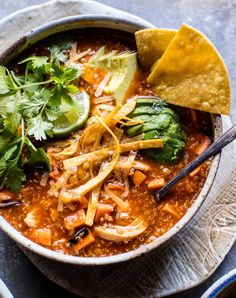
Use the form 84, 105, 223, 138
155, 123, 236, 201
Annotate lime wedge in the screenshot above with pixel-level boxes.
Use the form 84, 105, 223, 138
52, 89, 90, 138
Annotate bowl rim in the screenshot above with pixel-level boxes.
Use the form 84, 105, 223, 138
0, 279, 14, 298
201, 268, 236, 298
0, 14, 222, 266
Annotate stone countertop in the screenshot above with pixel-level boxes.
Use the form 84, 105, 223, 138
0, 1, 236, 297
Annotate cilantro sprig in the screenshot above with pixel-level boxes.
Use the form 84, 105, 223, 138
0, 42, 82, 191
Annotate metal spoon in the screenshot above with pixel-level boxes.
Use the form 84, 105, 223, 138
155, 123, 236, 201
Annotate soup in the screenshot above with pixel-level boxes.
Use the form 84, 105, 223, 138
0, 29, 212, 257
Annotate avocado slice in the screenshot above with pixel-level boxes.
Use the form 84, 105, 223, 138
84, 47, 138, 103
104, 52, 137, 103
126, 97, 186, 164
89, 46, 106, 65
98, 50, 117, 69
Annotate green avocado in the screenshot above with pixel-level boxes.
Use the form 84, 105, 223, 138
104, 52, 137, 103
85, 47, 138, 103
126, 97, 186, 164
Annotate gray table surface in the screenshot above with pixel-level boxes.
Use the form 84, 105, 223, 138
0, 1, 236, 297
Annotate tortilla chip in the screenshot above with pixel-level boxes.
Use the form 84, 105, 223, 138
135, 28, 177, 67
147, 24, 230, 115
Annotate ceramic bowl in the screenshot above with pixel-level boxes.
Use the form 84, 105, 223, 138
0, 15, 222, 266
201, 269, 236, 298
0, 279, 14, 298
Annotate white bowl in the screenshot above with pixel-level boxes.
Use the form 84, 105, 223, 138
0, 15, 222, 267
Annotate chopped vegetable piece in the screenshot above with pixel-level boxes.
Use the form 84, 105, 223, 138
28, 228, 52, 246
69, 227, 89, 244
132, 161, 151, 172
95, 203, 114, 223
72, 232, 95, 252
24, 209, 38, 228
161, 204, 181, 220
147, 178, 165, 190
132, 170, 147, 186
64, 209, 86, 230
79, 196, 89, 209
40, 173, 49, 186
193, 136, 211, 155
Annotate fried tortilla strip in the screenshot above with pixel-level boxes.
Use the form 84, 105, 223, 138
147, 24, 230, 115
135, 28, 177, 66
63, 139, 163, 170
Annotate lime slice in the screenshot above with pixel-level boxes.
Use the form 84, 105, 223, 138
52, 89, 90, 138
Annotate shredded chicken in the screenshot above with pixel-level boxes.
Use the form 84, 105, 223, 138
94, 217, 147, 242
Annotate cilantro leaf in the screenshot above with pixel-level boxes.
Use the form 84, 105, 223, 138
5, 164, 26, 192
27, 114, 53, 140
19, 56, 51, 74
20, 88, 51, 117
0, 66, 18, 96
66, 84, 79, 94
0, 40, 86, 191
50, 40, 72, 62
19, 56, 48, 68
3, 113, 21, 133
24, 137, 50, 171
45, 107, 63, 121
0, 134, 24, 191
51, 64, 81, 84
25, 146, 50, 171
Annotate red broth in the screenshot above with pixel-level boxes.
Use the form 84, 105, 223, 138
0, 29, 212, 257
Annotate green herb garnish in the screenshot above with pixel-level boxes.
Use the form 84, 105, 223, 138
0, 43, 84, 191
